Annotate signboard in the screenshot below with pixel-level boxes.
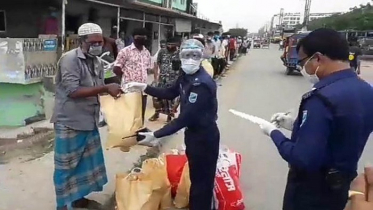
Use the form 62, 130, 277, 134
43, 39, 57, 51
0, 38, 58, 84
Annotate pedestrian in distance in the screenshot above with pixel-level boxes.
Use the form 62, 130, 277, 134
256, 28, 373, 210
126, 39, 220, 210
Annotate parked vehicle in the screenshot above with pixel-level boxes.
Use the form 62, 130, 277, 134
253, 40, 261, 48
282, 32, 309, 75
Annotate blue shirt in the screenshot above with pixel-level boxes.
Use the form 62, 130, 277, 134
270, 69, 373, 173
144, 68, 218, 138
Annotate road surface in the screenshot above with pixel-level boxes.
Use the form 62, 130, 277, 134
214, 46, 373, 210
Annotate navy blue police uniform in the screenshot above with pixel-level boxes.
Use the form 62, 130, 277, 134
269, 69, 373, 210
144, 66, 220, 210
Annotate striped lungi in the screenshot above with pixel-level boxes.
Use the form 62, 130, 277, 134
53, 123, 108, 208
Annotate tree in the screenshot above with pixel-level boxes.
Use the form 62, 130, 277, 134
227, 28, 248, 37
308, 2, 373, 31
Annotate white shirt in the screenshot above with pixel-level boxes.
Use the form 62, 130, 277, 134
218, 39, 228, 58
213, 39, 222, 58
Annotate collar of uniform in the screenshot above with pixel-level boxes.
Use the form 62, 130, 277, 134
77, 47, 87, 59
313, 69, 357, 89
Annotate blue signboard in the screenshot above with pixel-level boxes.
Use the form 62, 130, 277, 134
43, 39, 57, 51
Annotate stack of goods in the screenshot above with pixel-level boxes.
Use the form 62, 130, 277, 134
115, 146, 245, 210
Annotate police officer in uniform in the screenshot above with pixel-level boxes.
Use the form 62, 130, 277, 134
126, 39, 220, 210
257, 28, 373, 210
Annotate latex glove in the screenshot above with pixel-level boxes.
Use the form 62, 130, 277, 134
270, 112, 295, 131
258, 120, 278, 136
125, 82, 147, 92
138, 132, 158, 147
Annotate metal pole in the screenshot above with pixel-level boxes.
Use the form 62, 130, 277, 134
117, 7, 120, 38
158, 15, 161, 46
143, 12, 145, 27
61, 0, 66, 52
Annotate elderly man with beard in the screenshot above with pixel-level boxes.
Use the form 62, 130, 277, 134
51, 23, 122, 210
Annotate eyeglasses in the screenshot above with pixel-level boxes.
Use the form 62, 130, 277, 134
297, 56, 309, 67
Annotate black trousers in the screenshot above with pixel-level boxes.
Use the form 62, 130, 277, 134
141, 95, 147, 125
283, 168, 355, 210
185, 125, 220, 210
229, 49, 236, 61
211, 58, 226, 77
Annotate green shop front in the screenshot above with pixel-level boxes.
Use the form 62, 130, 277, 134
0, 37, 58, 127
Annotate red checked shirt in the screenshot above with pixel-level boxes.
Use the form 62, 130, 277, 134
114, 43, 152, 84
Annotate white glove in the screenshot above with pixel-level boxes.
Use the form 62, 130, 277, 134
125, 82, 147, 92
137, 132, 159, 147
258, 120, 278, 136
270, 112, 295, 131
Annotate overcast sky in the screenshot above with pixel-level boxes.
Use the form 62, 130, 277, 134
193, 0, 372, 32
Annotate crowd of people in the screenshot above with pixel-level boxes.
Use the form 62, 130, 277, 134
50, 21, 373, 210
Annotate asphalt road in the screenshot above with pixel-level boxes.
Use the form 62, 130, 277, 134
215, 46, 373, 210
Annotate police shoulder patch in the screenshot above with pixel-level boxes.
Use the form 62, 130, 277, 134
188, 92, 198, 103
300, 110, 308, 127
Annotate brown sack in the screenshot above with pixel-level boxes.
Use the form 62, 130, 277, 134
141, 156, 173, 209
116, 167, 167, 210
174, 162, 191, 208
115, 171, 153, 210
100, 92, 143, 150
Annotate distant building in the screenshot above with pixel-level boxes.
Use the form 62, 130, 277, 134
269, 12, 338, 31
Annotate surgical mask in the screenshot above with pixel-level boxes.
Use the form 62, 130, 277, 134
300, 65, 320, 84
300, 54, 321, 84
181, 58, 201, 74
88, 45, 103, 56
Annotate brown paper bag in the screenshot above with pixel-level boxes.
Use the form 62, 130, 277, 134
174, 162, 191, 208
100, 92, 143, 150
116, 167, 167, 210
141, 156, 173, 209
116, 172, 153, 210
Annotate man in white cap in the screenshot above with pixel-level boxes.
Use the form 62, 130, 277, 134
51, 22, 122, 210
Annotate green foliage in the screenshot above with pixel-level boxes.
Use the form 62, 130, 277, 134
308, 3, 373, 31
227, 28, 248, 37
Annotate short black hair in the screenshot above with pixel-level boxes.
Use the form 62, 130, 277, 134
192, 29, 201, 34
214, 31, 220, 35
207, 31, 214, 36
160, 40, 166, 44
296, 28, 349, 61
167, 36, 180, 44
132, 28, 148, 36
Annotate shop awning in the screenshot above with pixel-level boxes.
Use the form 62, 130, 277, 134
121, 1, 221, 27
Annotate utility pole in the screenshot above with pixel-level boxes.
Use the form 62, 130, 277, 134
279, 8, 284, 27
301, 0, 312, 31
279, 8, 284, 38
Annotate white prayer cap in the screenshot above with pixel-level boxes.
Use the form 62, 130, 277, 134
192, 34, 204, 39
78, 23, 102, 36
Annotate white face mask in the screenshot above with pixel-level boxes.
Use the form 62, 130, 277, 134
300, 67, 319, 84
301, 55, 320, 84
181, 58, 201, 74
